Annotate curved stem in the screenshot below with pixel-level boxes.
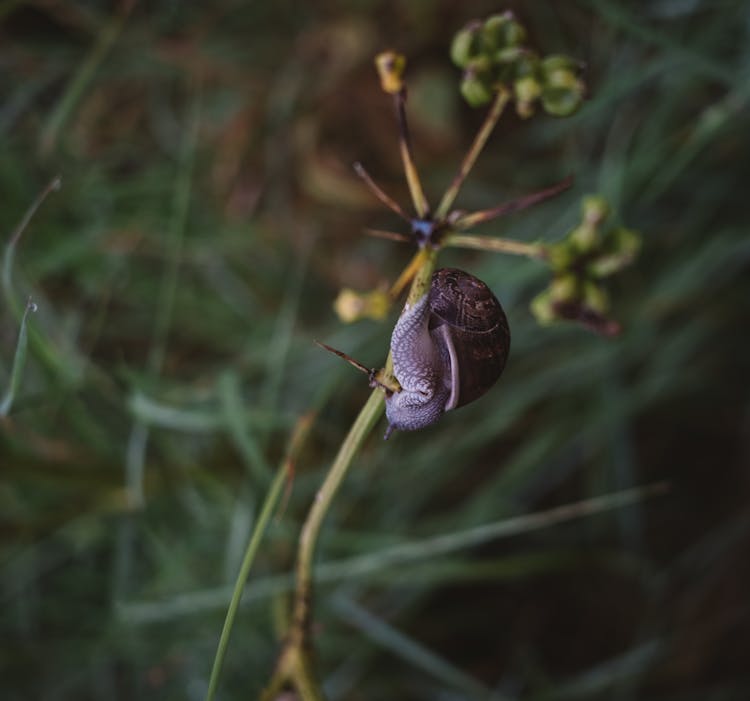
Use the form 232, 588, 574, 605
261, 389, 385, 700
0, 299, 37, 416
3, 175, 61, 318
267, 247, 439, 699
291, 389, 386, 642
290, 251, 439, 636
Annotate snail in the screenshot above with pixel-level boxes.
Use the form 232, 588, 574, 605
384, 267, 510, 439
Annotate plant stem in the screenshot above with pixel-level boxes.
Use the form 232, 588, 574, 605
270, 246, 439, 699
389, 248, 429, 300
435, 88, 510, 220
267, 388, 384, 699
292, 390, 386, 617
205, 413, 314, 701
404, 246, 438, 305
395, 90, 430, 218
444, 233, 547, 259
353, 162, 411, 222
451, 175, 574, 230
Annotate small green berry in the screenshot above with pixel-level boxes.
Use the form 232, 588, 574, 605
582, 195, 609, 226
549, 274, 579, 304
569, 223, 599, 252
450, 22, 482, 68
459, 60, 494, 106
541, 85, 584, 116
530, 290, 556, 325
514, 75, 542, 118
582, 281, 609, 314
542, 54, 582, 74
481, 12, 526, 53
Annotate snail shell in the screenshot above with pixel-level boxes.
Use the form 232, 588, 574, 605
384, 268, 510, 437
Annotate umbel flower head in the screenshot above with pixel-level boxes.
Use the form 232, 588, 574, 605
531, 196, 641, 335
451, 11, 585, 117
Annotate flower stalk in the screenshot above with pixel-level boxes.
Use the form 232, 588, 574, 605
435, 87, 510, 220
262, 248, 438, 699
251, 13, 637, 700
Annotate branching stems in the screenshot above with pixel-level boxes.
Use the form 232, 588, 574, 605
260, 56, 569, 699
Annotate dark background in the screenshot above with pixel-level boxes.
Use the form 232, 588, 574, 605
1, 1, 749, 699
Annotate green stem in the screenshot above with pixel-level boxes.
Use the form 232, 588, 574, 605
260, 388, 386, 701
395, 90, 430, 218
290, 389, 385, 645
273, 246, 439, 699
1, 176, 80, 386
206, 413, 314, 701
205, 449, 290, 701
435, 88, 510, 220
404, 247, 438, 305
444, 233, 547, 259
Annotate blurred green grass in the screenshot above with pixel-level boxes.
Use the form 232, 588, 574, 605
2, 1, 749, 699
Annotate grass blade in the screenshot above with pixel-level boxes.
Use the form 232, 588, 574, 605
1, 299, 37, 416
331, 594, 494, 699
205, 412, 315, 701
2, 176, 61, 316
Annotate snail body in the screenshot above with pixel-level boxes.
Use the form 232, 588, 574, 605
384, 268, 511, 437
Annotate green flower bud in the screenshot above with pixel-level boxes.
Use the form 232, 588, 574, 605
582, 195, 609, 226
542, 54, 582, 74
530, 289, 556, 325
546, 68, 580, 92
482, 12, 526, 50
613, 226, 641, 258
480, 13, 510, 53
459, 58, 494, 106
549, 273, 579, 304
460, 74, 493, 107
588, 228, 641, 277
569, 223, 599, 252
547, 240, 574, 271
582, 280, 609, 314
494, 46, 526, 65
514, 75, 541, 118
541, 84, 584, 117
513, 54, 541, 113
450, 22, 482, 68
538, 56, 585, 117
